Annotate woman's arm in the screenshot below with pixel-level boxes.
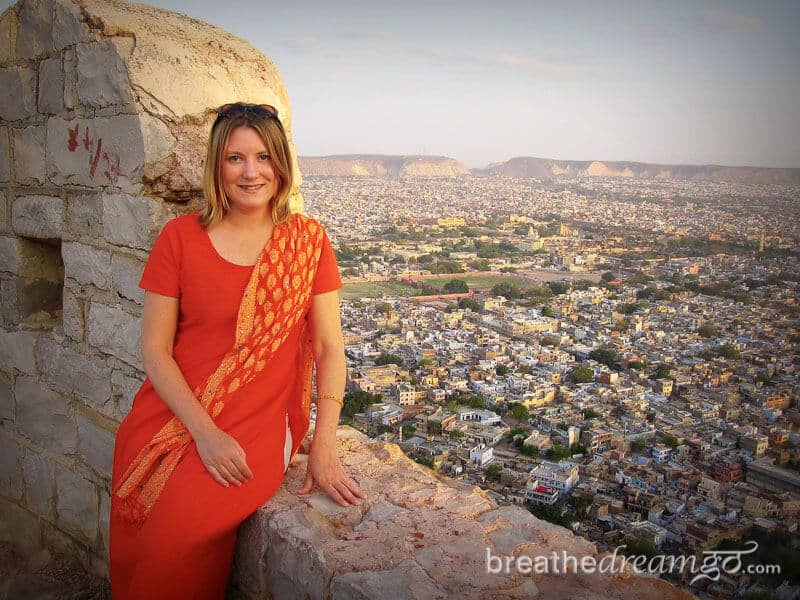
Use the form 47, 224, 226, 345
141, 291, 253, 487
298, 289, 366, 505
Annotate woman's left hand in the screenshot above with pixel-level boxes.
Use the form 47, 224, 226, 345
297, 440, 366, 506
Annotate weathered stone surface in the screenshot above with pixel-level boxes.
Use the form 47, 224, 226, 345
76, 38, 134, 108
0, 126, 10, 182
230, 428, 695, 600
15, 0, 52, 60
87, 302, 141, 367
0, 329, 37, 374
0, 433, 22, 501
0, 66, 36, 121
22, 448, 53, 517
111, 369, 143, 420
111, 253, 145, 304
38, 56, 64, 114
62, 241, 111, 290
0, 7, 16, 66
61, 285, 84, 341
0, 234, 18, 272
53, 0, 86, 50
99, 489, 110, 559
36, 336, 112, 407
12, 125, 47, 185
65, 193, 101, 237
0, 276, 20, 324
103, 193, 156, 250
11, 195, 64, 239
63, 46, 78, 109
55, 463, 99, 544
331, 559, 447, 600
75, 409, 116, 476
140, 113, 176, 180
15, 376, 77, 453
46, 116, 144, 191
0, 498, 43, 556
0, 374, 11, 420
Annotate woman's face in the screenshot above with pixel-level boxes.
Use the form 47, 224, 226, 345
220, 125, 279, 216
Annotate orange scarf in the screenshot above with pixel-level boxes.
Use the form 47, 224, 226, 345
113, 213, 325, 526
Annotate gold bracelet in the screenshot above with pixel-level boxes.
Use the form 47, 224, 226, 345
316, 393, 344, 408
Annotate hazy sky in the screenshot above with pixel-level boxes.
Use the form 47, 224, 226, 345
5, 0, 799, 168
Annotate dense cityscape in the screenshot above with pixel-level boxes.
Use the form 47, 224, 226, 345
304, 175, 800, 599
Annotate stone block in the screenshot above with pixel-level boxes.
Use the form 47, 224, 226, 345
38, 57, 64, 115
0, 191, 7, 233
0, 126, 9, 182
0, 433, 22, 501
46, 116, 144, 191
112, 253, 145, 304
0, 66, 36, 121
0, 7, 17, 66
103, 193, 154, 250
1, 276, 20, 324
87, 302, 141, 367
76, 39, 134, 108
0, 374, 11, 420
11, 195, 64, 239
15, 376, 77, 453
22, 448, 53, 517
61, 285, 84, 341
55, 463, 99, 544
63, 47, 78, 109
99, 489, 109, 560
0, 498, 43, 557
62, 241, 111, 290
53, 0, 85, 51
0, 234, 18, 272
140, 114, 176, 180
65, 193, 101, 237
36, 336, 112, 408
75, 409, 116, 476
112, 369, 144, 420
12, 125, 47, 185
15, 0, 53, 59
0, 329, 37, 374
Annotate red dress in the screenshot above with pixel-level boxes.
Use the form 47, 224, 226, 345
109, 211, 342, 599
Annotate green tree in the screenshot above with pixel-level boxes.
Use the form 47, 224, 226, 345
631, 438, 647, 452
717, 344, 741, 360
520, 444, 539, 456
486, 464, 503, 476
449, 429, 465, 439
551, 445, 571, 461
343, 390, 382, 419
496, 364, 509, 376
375, 352, 404, 367
509, 403, 529, 421
458, 297, 481, 311
601, 271, 616, 282
589, 348, 618, 368
443, 278, 469, 293
697, 323, 720, 338
571, 364, 594, 383
541, 305, 554, 317
654, 364, 671, 379
662, 434, 679, 448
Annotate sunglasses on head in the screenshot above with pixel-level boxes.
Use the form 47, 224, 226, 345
213, 102, 280, 128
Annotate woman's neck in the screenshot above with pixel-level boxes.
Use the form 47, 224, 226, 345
223, 206, 274, 232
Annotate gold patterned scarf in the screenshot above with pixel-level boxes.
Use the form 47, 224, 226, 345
113, 213, 325, 527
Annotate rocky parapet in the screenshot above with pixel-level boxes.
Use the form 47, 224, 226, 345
230, 427, 696, 600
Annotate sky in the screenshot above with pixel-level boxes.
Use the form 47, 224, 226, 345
5, 0, 800, 168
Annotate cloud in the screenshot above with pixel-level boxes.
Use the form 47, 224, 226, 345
704, 10, 764, 32
419, 46, 576, 76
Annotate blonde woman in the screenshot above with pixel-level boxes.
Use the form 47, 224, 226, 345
110, 103, 365, 598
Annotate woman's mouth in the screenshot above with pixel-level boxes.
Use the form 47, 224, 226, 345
239, 184, 264, 192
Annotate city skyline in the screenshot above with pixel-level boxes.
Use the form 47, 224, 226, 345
2, 0, 799, 169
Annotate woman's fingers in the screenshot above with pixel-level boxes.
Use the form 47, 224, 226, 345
206, 464, 230, 487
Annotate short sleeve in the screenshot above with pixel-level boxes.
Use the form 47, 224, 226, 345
311, 228, 342, 295
139, 219, 181, 298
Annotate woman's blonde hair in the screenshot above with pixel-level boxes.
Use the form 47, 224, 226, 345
199, 105, 294, 229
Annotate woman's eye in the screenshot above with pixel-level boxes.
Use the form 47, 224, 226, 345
259, 154, 270, 161
227, 155, 241, 162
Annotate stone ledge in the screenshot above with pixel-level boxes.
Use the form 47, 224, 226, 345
229, 427, 695, 600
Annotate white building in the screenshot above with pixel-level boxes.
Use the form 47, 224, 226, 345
469, 443, 494, 466
530, 460, 579, 493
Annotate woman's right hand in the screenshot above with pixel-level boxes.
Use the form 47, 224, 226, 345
193, 425, 253, 487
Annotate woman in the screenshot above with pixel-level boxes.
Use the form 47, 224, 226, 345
109, 102, 366, 599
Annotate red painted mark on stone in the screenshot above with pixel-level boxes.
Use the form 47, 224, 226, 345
103, 151, 120, 185
67, 124, 79, 152
89, 137, 103, 179
83, 127, 93, 152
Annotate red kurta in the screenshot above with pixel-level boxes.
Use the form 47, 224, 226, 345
110, 211, 341, 599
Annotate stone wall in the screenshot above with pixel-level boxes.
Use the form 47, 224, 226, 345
0, 0, 301, 576
228, 428, 695, 599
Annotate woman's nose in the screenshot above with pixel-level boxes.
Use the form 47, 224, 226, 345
242, 159, 257, 178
